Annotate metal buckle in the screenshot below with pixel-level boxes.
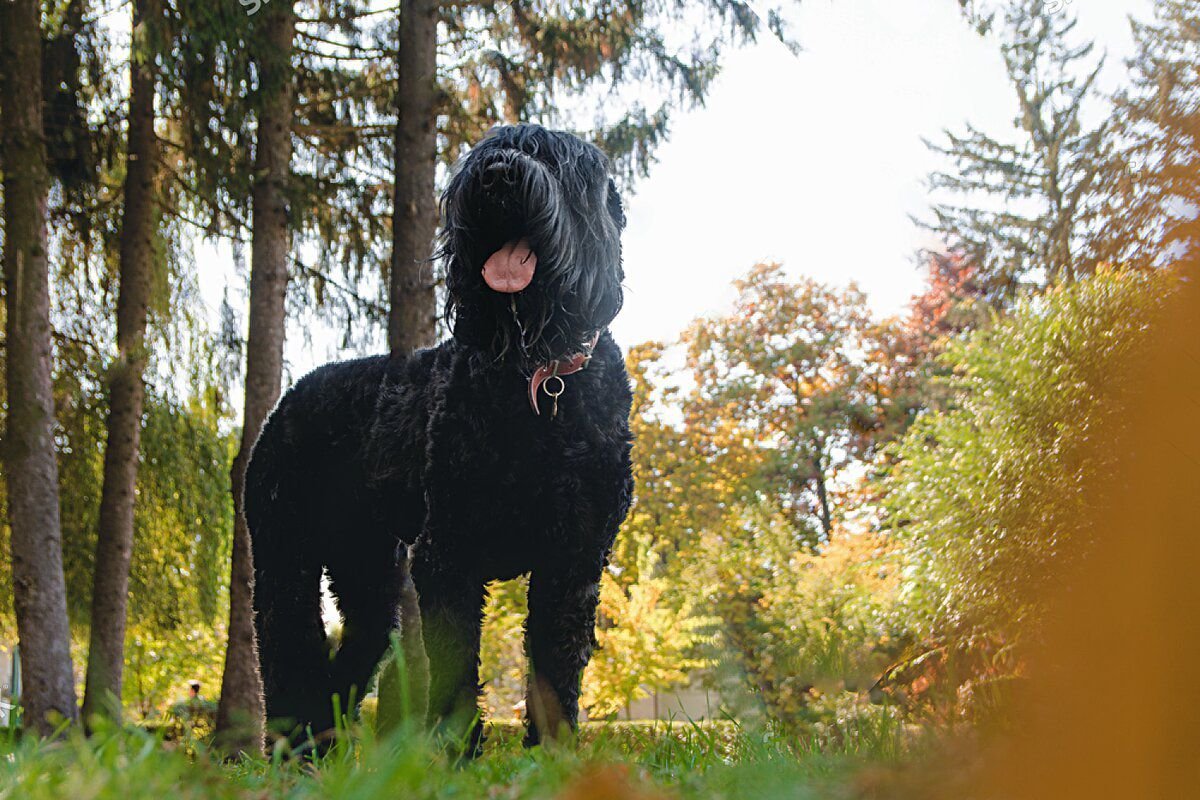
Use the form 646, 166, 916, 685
542, 374, 566, 418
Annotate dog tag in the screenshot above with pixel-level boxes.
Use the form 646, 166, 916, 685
543, 375, 566, 418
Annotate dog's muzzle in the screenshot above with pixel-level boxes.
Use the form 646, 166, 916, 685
474, 151, 551, 293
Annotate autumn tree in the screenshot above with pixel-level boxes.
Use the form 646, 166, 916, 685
582, 545, 711, 719
658, 265, 920, 723
596, 274, 939, 729
613, 342, 762, 578
907, 250, 991, 343
926, 0, 1111, 302
684, 264, 894, 543
0, 0, 79, 734
868, 250, 994, 421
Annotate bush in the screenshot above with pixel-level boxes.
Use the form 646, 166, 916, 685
883, 268, 1174, 645
688, 503, 906, 731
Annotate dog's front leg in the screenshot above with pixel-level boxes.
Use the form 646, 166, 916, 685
413, 566, 486, 757
524, 570, 601, 745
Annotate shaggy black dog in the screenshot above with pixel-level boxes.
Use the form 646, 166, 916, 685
246, 124, 634, 752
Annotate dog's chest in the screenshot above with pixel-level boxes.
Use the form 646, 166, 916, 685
427, 370, 616, 577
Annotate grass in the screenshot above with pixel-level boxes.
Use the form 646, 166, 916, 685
0, 717, 916, 800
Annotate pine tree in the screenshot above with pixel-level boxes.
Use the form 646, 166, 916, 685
389, 0, 440, 353
0, 0, 79, 735
82, 0, 164, 726
343, 0, 793, 353
214, 0, 297, 757
925, 0, 1111, 302
1101, 0, 1200, 267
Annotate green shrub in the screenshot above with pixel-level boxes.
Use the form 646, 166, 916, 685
884, 268, 1174, 645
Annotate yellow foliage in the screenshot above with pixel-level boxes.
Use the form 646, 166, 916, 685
582, 549, 712, 719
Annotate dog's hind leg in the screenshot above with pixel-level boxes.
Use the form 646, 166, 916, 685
251, 518, 335, 745
325, 542, 406, 723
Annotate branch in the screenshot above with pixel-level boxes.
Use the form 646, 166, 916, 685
292, 257, 388, 318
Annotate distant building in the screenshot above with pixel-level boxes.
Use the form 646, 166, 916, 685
623, 685, 725, 721
0, 643, 17, 727
620, 674, 754, 722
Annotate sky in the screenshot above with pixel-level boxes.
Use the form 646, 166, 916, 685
198, 0, 1153, 380
609, 0, 1151, 348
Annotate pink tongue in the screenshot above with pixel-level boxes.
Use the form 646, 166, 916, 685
482, 239, 537, 293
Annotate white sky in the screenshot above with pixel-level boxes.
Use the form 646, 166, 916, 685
610, 0, 1150, 348
199, 0, 1152, 380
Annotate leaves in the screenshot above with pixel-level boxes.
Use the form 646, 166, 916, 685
683, 264, 916, 542
583, 547, 713, 719
883, 267, 1174, 644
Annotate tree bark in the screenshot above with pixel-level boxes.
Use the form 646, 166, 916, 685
0, 0, 79, 735
813, 454, 832, 541
214, 1, 296, 757
388, 0, 439, 354
81, 0, 160, 725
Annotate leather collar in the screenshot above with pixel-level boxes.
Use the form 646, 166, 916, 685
528, 333, 601, 415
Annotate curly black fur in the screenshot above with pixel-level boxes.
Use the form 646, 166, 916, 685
247, 125, 634, 753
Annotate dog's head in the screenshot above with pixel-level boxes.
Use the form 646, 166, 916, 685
440, 124, 626, 366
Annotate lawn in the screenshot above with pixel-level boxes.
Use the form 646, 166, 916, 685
0, 719, 934, 800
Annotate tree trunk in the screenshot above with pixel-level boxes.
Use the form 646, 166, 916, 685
388, 0, 439, 354
81, 0, 160, 725
813, 454, 832, 541
0, 0, 79, 735
214, 1, 295, 757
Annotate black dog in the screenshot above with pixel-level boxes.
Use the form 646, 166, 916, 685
246, 124, 634, 752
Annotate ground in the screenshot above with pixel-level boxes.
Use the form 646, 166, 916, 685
0, 719, 946, 800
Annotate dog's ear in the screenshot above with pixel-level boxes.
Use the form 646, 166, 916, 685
606, 178, 626, 231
